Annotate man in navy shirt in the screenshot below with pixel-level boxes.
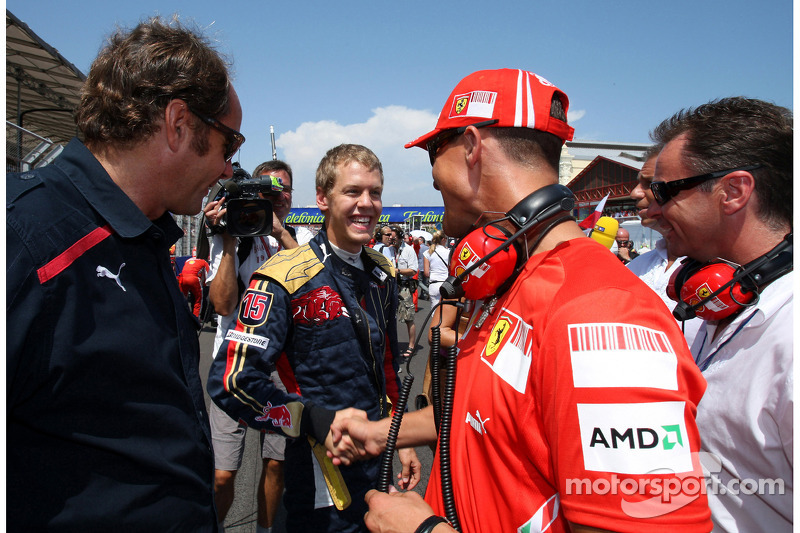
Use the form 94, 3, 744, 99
7, 17, 243, 531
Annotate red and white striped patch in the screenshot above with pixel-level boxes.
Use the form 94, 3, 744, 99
568, 323, 679, 390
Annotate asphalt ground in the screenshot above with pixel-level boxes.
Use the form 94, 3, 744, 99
199, 293, 437, 532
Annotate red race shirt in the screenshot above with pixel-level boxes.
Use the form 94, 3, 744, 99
425, 238, 711, 533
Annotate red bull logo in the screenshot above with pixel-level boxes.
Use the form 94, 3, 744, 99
292, 286, 349, 326
255, 401, 293, 428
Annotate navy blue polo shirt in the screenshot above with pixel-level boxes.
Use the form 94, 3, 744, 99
7, 139, 217, 531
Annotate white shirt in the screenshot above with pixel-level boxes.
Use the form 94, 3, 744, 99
395, 243, 418, 274
692, 272, 793, 532
626, 238, 702, 347
423, 245, 450, 306
378, 244, 396, 261
423, 246, 450, 283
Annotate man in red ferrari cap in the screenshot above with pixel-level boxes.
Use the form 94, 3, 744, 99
328, 68, 711, 533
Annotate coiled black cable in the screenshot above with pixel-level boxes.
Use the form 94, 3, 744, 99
438, 342, 461, 531
377, 303, 438, 493
429, 323, 442, 431
377, 372, 414, 492
375, 298, 463, 530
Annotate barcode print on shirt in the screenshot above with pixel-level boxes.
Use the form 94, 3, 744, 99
569, 323, 674, 354
568, 323, 679, 390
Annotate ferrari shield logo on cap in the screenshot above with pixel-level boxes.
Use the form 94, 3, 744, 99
449, 91, 497, 119
454, 96, 469, 115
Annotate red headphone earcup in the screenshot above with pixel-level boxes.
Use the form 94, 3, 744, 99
678, 262, 755, 320
450, 225, 518, 300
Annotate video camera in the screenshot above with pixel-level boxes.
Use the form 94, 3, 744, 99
209, 163, 283, 237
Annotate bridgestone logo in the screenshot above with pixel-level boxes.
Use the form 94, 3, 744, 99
225, 330, 269, 349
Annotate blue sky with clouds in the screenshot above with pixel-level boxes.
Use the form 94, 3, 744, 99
8, 0, 793, 207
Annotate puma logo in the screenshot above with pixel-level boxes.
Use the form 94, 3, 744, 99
96, 263, 127, 292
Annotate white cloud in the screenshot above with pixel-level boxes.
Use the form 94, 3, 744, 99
278, 106, 587, 208
568, 109, 586, 123
277, 106, 440, 208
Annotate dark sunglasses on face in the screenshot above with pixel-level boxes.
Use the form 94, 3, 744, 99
426, 119, 499, 166
616, 240, 632, 248
188, 106, 245, 162
649, 164, 761, 206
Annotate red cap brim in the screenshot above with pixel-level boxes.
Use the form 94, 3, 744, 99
404, 127, 442, 150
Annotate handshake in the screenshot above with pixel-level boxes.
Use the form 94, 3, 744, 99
324, 408, 388, 466
324, 406, 453, 533
324, 408, 423, 491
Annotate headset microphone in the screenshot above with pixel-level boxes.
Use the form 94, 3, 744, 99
668, 233, 793, 321
440, 184, 575, 301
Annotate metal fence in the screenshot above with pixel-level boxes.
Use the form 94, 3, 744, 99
6, 121, 63, 173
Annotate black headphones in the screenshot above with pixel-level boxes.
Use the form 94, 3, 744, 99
668, 233, 793, 321
440, 184, 576, 300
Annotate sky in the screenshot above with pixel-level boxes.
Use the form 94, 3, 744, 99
7, 0, 794, 208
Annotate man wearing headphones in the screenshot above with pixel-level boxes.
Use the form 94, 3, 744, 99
647, 98, 793, 531
330, 69, 711, 532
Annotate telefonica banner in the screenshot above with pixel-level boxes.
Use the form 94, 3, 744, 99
286, 207, 445, 225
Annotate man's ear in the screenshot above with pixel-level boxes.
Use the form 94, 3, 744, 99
462, 125, 483, 169
720, 170, 756, 215
164, 99, 192, 153
316, 187, 329, 213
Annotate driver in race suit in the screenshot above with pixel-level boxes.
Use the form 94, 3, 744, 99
207, 226, 416, 532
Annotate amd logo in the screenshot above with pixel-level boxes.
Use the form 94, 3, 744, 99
589, 425, 683, 450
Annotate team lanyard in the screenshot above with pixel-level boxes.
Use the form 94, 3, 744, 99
694, 309, 758, 372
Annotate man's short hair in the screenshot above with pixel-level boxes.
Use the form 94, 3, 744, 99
253, 160, 293, 182
75, 16, 231, 150
651, 97, 792, 229
489, 93, 568, 173
642, 143, 662, 162
315, 144, 383, 195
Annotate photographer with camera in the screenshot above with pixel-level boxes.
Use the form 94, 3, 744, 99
203, 159, 311, 533
614, 227, 638, 264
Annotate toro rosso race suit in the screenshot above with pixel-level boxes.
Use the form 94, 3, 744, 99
207, 229, 401, 529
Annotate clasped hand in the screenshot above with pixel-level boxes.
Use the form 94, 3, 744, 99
325, 408, 420, 490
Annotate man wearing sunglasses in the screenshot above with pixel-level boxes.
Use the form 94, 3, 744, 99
648, 97, 793, 531
330, 68, 712, 533
627, 146, 702, 348
7, 17, 243, 531
373, 225, 395, 257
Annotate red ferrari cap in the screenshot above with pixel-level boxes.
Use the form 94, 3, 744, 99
405, 68, 574, 150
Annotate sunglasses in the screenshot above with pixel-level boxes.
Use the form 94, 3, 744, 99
426, 119, 499, 166
616, 240, 632, 247
188, 107, 245, 162
650, 164, 761, 206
